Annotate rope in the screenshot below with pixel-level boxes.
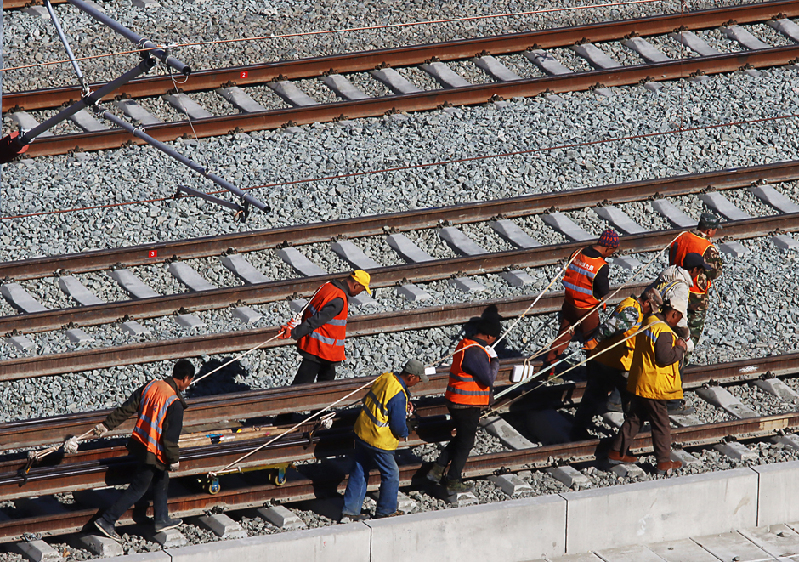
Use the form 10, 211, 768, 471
1, 0, 666, 74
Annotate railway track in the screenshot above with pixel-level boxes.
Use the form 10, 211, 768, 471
1, 352, 798, 543
7, 1, 799, 158
1, 160, 798, 377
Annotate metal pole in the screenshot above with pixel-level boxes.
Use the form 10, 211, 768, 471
93, 105, 268, 211
44, 0, 88, 92
67, 0, 190, 76
177, 185, 244, 213
18, 57, 156, 146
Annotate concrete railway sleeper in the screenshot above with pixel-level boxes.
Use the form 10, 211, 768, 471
9, 1, 799, 159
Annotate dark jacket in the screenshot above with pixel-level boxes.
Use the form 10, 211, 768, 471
102, 377, 187, 469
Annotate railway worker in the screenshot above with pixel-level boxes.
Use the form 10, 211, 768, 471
340, 359, 429, 521
608, 298, 688, 475
572, 287, 662, 436
650, 252, 713, 415
93, 360, 195, 541
542, 229, 620, 373
280, 270, 372, 386
669, 212, 723, 345
427, 317, 502, 493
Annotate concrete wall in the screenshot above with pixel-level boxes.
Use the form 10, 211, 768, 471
96, 464, 799, 562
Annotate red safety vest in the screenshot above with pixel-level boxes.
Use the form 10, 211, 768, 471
445, 338, 492, 406
131, 380, 178, 465
670, 232, 714, 295
297, 282, 348, 362
563, 250, 607, 308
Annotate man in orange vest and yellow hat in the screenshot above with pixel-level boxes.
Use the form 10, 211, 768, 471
426, 317, 502, 493
543, 229, 620, 372
93, 359, 195, 541
669, 212, 723, 345
280, 270, 371, 385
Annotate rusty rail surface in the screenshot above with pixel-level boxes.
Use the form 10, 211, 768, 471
2, 407, 798, 542
4, 160, 799, 283
19, 41, 799, 158
3, 0, 66, 9
6, 1, 799, 112
0, 209, 796, 340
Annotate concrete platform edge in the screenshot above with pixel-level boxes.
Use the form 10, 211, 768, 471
91, 464, 799, 561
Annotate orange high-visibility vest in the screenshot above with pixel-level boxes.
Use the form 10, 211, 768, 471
563, 250, 607, 308
670, 232, 714, 295
131, 380, 178, 465
297, 282, 348, 362
445, 338, 492, 406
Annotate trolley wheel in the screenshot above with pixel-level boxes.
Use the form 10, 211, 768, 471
205, 477, 220, 495
269, 468, 287, 486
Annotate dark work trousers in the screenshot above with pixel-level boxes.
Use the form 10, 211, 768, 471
573, 360, 629, 428
101, 462, 169, 525
291, 356, 337, 385
544, 301, 600, 366
434, 404, 482, 481
612, 396, 673, 464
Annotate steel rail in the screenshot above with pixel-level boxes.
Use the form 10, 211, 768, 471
3, 0, 66, 9
6, 0, 799, 112
4, 159, 799, 283
20, 43, 799, 157
0, 210, 797, 338
3, 350, 797, 454
2, 409, 798, 541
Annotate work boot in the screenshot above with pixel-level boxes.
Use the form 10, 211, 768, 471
94, 518, 122, 542
154, 517, 183, 533
666, 399, 695, 416
444, 478, 474, 493
372, 511, 399, 519
426, 463, 445, 483
606, 389, 622, 412
340, 513, 369, 523
607, 450, 638, 465
656, 460, 683, 475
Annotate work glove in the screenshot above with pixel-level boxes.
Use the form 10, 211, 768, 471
406, 417, 420, 433
683, 337, 695, 354
583, 338, 598, 351
277, 325, 293, 339
168, 462, 180, 472
92, 422, 108, 437
486, 346, 497, 359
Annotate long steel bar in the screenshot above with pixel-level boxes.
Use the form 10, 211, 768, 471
1, 212, 797, 337
2, 351, 796, 454
93, 105, 267, 210
1, 409, 798, 541
6, 0, 799, 111
4, 160, 799, 282
19, 43, 799, 157
43, 0, 87, 92
66, 0, 190, 76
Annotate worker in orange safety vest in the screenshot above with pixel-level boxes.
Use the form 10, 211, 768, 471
543, 229, 620, 374
280, 270, 372, 385
93, 360, 195, 541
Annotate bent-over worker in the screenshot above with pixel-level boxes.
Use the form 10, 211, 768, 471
94, 360, 195, 541
280, 270, 371, 385
340, 359, 428, 520
543, 229, 620, 372
427, 317, 501, 493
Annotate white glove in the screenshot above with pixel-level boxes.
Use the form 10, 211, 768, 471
684, 338, 695, 354
92, 422, 108, 437
168, 462, 180, 472
287, 316, 301, 329
486, 346, 497, 359
63, 436, 80, 454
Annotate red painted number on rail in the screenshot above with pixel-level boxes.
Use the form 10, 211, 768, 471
241, 71, 248, 79
148, 250, 157, 258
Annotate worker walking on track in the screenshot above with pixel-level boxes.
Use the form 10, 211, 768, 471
572, 287, 662, 437
651, 252, 713, 415
427, 317, 502, 493
340, 359, 428, 521
608, 298, 688, 475
543, 229, 620, 373
280, 270, 371, 385
93, 360, 195, 541
669, 212, 723, 345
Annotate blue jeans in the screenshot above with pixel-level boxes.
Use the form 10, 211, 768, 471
341, 438, 399, 517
